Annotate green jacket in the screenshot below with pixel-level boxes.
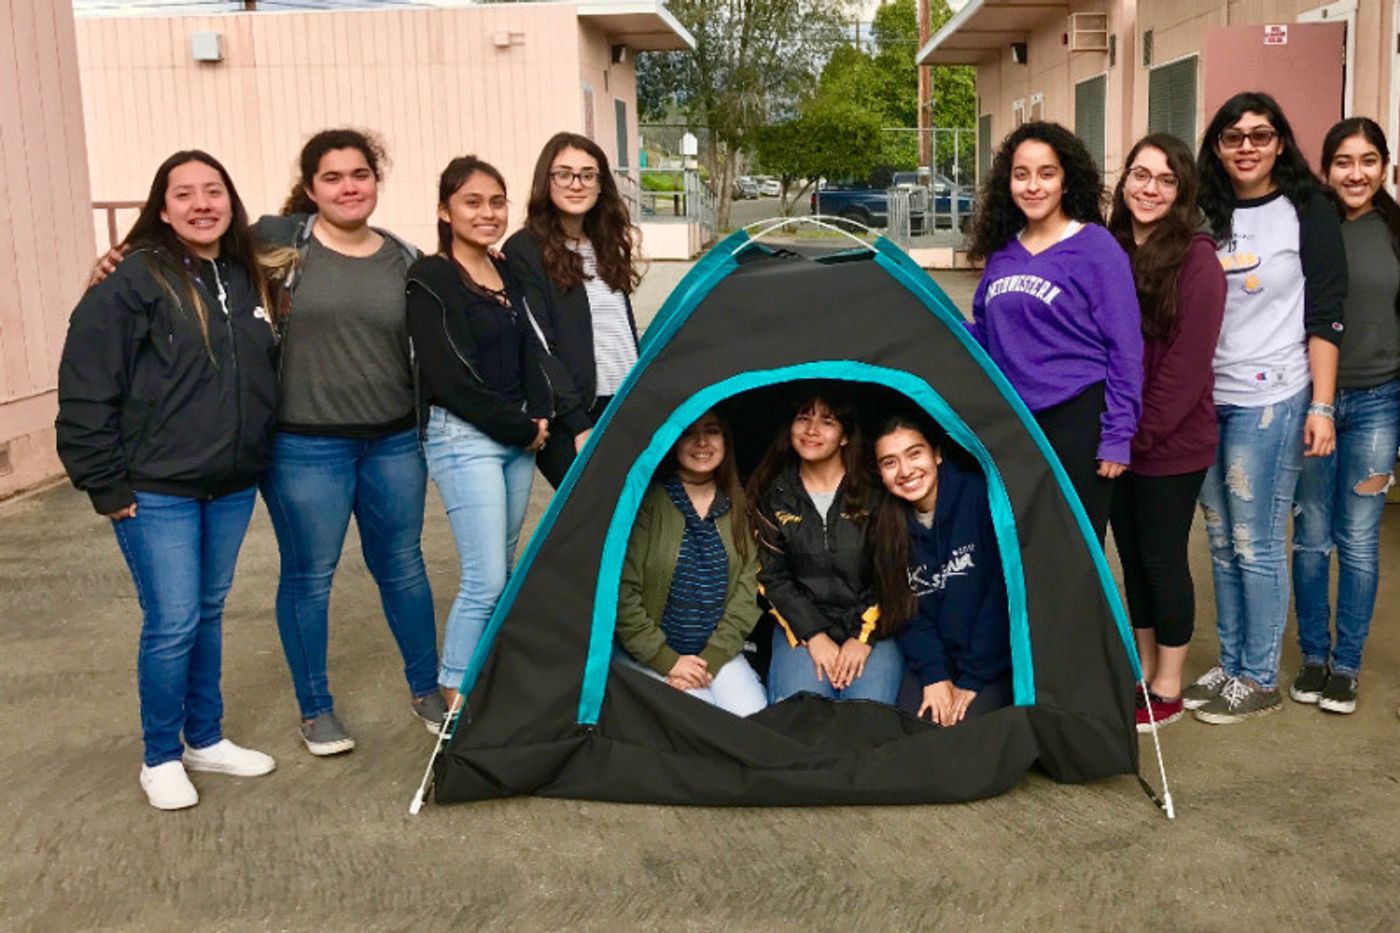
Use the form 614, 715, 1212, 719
616, 482, 760, 676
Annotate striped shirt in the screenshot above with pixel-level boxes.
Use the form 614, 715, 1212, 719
571, 239, 637, 397
658, 476, 731, 656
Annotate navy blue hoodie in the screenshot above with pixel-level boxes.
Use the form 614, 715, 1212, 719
894, 458, 1011, 692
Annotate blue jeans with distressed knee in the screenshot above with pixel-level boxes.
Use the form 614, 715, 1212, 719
1197, 385, 1308, 690
1291, 379, 1400, 676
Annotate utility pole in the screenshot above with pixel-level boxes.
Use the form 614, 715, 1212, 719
243, 1, 257, 10
917, 0, 931, 168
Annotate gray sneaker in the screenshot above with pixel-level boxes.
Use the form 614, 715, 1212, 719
1289, 663, 1329, 704
1193, 677, 1283, 724
300, 711, 356, 756
1182, 665, 1230, 710
410, 690, 449, 736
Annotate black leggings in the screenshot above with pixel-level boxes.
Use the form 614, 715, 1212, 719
1034, 382, 1112, 542
1108, 468, 1207, 648
537, 396, 611, 489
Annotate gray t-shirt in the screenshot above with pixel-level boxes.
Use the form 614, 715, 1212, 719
1337, 210, 1400, 389
807, 488, 837, 526
278, 235, 415, 431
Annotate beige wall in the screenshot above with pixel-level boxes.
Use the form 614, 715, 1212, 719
76, 4, 645, 253
0, 0, 93, 499
974, 0, 1394, 179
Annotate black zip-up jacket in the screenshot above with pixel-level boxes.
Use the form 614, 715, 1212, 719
753, 466, 879, 645
405, 255, 577, 447
502, 229, 639, 434
56, 250, 280, 514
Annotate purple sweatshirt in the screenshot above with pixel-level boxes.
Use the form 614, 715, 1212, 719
970, 223, 1144, 463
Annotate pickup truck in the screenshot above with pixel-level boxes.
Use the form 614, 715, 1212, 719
893, 170, 975, 230
810, 179, 928, 232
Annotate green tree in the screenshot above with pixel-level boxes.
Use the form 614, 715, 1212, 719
636, 0, 855, 229
754, 97, 883, 214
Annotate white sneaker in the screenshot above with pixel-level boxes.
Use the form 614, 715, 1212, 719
140, 761, 199, 810
182, 739, 276, 777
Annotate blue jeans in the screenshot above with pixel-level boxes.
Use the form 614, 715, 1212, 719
261, 429, 439, 719
1292, 379, 1400, 676
113, 488, 256, 766
1198, 385, 1309, 690
424, 407, 535, 691
766, 628, 905, 704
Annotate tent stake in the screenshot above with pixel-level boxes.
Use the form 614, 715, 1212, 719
1136, 678, 1177, 820
409, 692, 467, 816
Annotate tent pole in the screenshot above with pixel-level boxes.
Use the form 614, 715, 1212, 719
409, 692, 467, 815
1136, 679, 1177, 820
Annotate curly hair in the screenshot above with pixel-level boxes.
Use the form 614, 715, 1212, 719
1321, 116, 1400, 259
966, 121, 1106, 261
524, 132, 641, 295
1197, 91, 1317, 243
1106, 133, 1203, 340
280, 127, 389, 217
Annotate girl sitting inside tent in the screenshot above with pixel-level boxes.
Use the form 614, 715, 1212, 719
869, 415, 1012, 726
615, 410, 767, 716
749, 387, 899, 705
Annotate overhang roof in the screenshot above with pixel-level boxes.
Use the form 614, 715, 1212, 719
577, 1, 696, 51
917, 1, 1070, 66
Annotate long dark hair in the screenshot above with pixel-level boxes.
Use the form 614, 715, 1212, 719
524, 131, 640, 294
1107, 134, 1202, 340
281, 127, 388, 216
967, 121, 1106, 261
660, 411, 749, 560
1320, 116, 1400, 258
745, 385, 866, 518
122, 150, 290, 353
866, 413, 943, 635
435, 155, 509, 256
1197, 91, 1316, 243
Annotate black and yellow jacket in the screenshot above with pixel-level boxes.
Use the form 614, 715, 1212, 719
752, 465, 879, 646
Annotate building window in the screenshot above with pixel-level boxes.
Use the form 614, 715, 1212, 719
1012, 98, 1026, 128
977, 113, 993, 186
1148, 56, 1198, 148
1029, 93, 1044, 122
582, 83, 596, 140
614, 99, 630, 170
1075, 74, 1107, 172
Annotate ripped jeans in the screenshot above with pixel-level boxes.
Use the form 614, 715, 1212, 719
1291, 379, 1400, 676
1198, 385, 1308, 690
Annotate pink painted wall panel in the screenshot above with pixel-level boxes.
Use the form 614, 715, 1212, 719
77, 5, 612, 252
0, 0, 92, 498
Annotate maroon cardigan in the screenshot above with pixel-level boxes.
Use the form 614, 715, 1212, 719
1130, 234, 1227, 476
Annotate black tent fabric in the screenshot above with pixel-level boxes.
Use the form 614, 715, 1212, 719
431, 233, 1141, 806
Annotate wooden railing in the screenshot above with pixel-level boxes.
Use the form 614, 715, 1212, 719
92, 200, 143, 248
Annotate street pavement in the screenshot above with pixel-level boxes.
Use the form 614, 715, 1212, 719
4, 266, 1400, 930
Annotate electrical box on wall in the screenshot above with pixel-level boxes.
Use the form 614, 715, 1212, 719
191, 31, 223, 63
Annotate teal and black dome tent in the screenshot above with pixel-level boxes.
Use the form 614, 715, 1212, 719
424, 229, 1146, 807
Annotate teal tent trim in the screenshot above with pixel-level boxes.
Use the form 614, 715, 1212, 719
579, 360, 1034, 726
870, 238, 1141, 679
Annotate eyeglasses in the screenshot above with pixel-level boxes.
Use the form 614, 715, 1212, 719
549, 169, 600, 189
1125, 167, 1179, 191
1218, 127, 1278, 149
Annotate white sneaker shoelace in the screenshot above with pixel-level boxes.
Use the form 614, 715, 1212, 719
1219, 677, 1251, 709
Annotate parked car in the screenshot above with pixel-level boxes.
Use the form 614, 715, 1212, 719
757, 176, 782, 198
810, 177, 928, 232
732, 176, 759, 200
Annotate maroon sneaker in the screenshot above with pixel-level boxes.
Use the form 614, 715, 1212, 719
1136, 693, 1184, 733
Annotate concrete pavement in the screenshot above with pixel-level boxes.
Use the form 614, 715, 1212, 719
4, 265, 1400, 931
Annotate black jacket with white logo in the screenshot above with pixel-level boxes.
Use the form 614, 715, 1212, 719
56, 249, 280, 513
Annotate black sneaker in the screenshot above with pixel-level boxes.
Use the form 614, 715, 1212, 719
1318, 672, 1358, 714
1193, 677, 1283, 724
1289, 663, 1329, 704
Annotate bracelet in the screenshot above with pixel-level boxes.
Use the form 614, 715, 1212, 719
1308, 402, 1335, 419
